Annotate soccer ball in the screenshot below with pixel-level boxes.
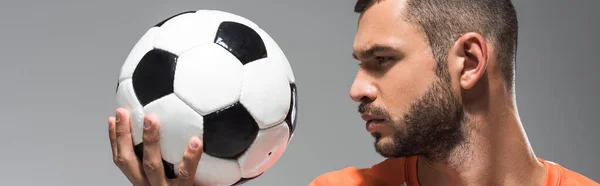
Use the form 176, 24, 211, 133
115, 9, 297, 185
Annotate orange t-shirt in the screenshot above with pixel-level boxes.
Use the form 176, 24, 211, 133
309, 156, 599, 186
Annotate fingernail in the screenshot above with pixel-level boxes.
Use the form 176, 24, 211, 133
190, 138, 199, 149
144, 120, 151, 129
115, 113, 120, 123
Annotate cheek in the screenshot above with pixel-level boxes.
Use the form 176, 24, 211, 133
379, 63, 432, 115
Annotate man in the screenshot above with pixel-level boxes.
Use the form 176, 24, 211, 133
310, 0, 598, 185
107, 0, 599, 185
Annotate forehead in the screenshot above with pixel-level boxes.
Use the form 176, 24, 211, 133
353, 0, 423, 54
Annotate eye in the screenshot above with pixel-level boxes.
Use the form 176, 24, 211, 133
375, 56, 392, 64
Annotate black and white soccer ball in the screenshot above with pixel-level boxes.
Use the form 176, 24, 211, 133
115, 9, 297, 186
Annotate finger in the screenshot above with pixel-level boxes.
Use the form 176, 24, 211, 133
115, 108, 135, 159
142, 114, 168, 186
108, 117, 118, 161
114, 108, 147, 186
177, 136, 203, 186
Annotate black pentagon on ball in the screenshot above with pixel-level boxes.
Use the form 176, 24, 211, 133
213, 21, 267, 65
202, 102, 259, 159
232, 172, 264, 185
155, 10, 196, 27
132, 49, 178, 106
285, 83, 298, 136
134, 143, 177, 179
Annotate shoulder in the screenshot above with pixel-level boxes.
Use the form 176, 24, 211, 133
309, 157, 415, 186
539, 158, 599, 186
308, 166, 369, 186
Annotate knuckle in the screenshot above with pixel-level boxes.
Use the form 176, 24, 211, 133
177, 167, 193, 179
113, 154, 129, 167
115, 128, 130, 137
142, 159, 161, 172
108, 124, 115, 133
143, 133, 159, 144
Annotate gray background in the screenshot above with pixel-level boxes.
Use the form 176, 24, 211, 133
0, 0, 598, 185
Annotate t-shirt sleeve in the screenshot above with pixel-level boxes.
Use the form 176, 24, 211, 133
559, 166, 600, 185
541, 159, 600, 186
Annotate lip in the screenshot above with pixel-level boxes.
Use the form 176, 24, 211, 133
361, 113, 384, 132
360, 113, 379, 121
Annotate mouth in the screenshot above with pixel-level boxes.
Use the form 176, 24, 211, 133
361, 113, 386, 133
366, 119, 386, 133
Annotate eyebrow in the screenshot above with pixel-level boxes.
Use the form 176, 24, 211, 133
352, 44, 400, 60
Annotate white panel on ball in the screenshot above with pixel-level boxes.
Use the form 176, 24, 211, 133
237, 123, 290, 178
153, 12, 222, 56
115, 78, 145, 145
240, 58, 291, 129
174, 44, 244, 116
119, 27, 159, 81
194, 153, 243, 186
253, 27, 296, 83
141, 94, 204, 164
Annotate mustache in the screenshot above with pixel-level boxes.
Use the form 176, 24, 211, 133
358, 103, 390, 120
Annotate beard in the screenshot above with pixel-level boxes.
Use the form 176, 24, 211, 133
359, 76, 466, 162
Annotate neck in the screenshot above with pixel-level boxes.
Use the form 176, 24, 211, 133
417, 90, 547, 186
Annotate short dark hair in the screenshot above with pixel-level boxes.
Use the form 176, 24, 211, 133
354, 0, 519, 91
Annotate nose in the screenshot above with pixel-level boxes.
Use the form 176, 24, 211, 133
349, 69, 377, 103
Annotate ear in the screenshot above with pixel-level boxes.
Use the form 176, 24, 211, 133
452, 32, 488, 90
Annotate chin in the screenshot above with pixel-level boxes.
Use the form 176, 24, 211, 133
374, 135, 400, 157
373, 132, 415, 158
